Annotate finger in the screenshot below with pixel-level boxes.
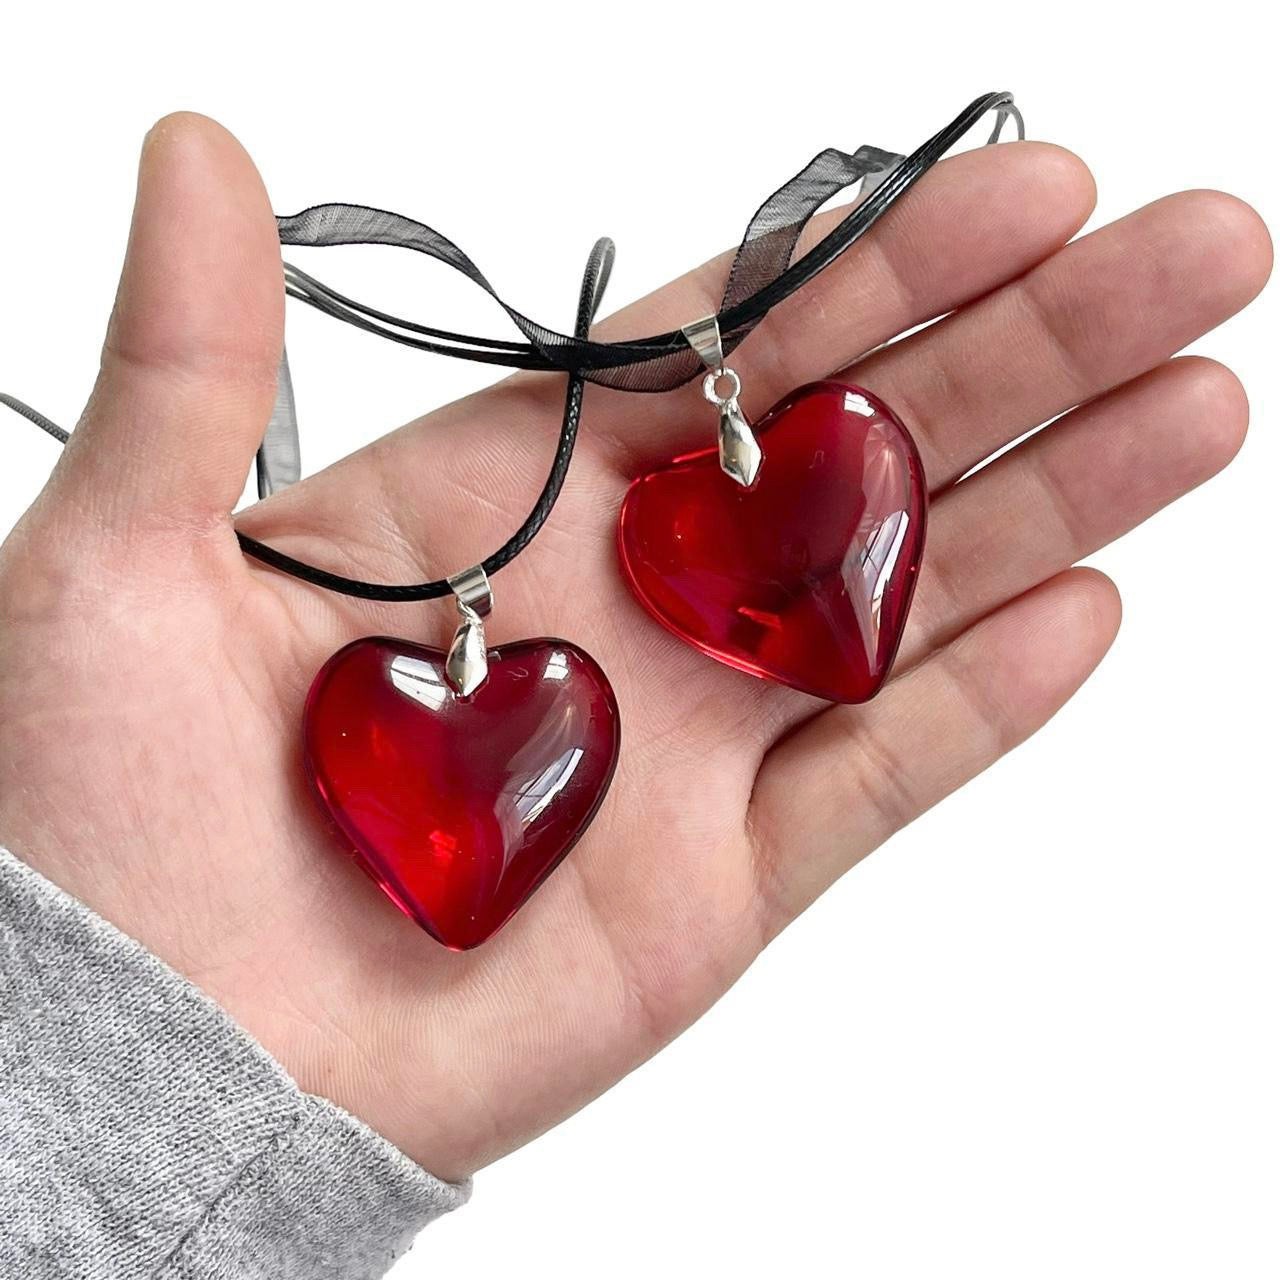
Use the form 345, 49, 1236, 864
748, 568, 1121, 938
54, 113, 283, 533
585, 141, 1095, 469
852, 189, 1272, 488
897, 356, 1247, 669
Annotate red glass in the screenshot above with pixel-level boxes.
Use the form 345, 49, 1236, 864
618, 381, 927, 704
304, 637, 620, 950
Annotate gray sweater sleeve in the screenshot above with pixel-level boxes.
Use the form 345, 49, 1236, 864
0, 847, 469, 1279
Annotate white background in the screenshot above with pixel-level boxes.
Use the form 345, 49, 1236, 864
2, 5, 1275, 1277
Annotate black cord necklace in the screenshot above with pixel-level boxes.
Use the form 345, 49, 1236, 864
242, 236, 614, 601
2, 91, 1022, 603
0, 91, 1026, 949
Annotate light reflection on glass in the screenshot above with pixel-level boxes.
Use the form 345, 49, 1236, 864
389, 655, 449, 711
514, 747, 585, 827
841, 510, 911, 666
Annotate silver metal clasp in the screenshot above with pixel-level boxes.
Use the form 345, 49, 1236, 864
681, 314, 761, 488
445, 565, 493, 697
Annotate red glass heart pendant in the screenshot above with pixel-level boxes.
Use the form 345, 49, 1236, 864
304, 636, 621, 950
618, 381, 926, 704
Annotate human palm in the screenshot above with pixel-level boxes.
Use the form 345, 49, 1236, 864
0, 115, 1269, 1182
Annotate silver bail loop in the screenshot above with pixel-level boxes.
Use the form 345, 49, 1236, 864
681, 313, 726, 371
445, 566, 493, 697
681, 313, 762, 488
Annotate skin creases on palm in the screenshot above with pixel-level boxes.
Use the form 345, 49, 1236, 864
0, 113, 1268, 1181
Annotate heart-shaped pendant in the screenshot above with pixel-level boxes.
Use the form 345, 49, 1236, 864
618, 381, 927, 704
304, 636, 621, 950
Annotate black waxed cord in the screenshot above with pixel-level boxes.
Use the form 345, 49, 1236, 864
1, 92, 1023, 603
1, 241, 614, 604
0, 393, 68, 444
234, 237, 613, 601
275, 93, 1023, 382
285, 263, 530, 355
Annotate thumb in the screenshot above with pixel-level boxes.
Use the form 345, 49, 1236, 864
57, 112, 284, 533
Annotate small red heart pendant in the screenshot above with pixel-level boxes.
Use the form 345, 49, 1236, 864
304, 636, 621, 950
618, 381, 927, 703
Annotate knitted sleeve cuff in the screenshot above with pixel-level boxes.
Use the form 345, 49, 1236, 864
0, 846, 468, 1279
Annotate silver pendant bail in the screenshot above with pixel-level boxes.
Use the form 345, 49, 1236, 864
445, 565, 493, 697
681, 313, 726, 371
681, 313, 762, 488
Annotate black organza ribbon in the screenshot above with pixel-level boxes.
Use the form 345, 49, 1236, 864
279, 92, 1023, 394
1, 91, 1024, 601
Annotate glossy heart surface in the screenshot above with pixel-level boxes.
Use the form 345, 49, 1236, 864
618, 381, 926, 703
304, 637, 620, 950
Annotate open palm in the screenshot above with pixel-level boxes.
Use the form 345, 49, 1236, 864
0, 115, 1269, 1182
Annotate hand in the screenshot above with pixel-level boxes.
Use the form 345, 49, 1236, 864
0, 115, 1269, 1182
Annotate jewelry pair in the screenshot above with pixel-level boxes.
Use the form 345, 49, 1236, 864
4, 93, 1024, 949
303, 308, 925, 949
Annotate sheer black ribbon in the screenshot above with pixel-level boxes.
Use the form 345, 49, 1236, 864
280, 92, 1022, 394
2, 92, 1023, 602
239, 238, 614, 601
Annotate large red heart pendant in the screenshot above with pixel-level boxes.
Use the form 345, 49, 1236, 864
618, 381, 927, 704
304, 636, 621, 950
